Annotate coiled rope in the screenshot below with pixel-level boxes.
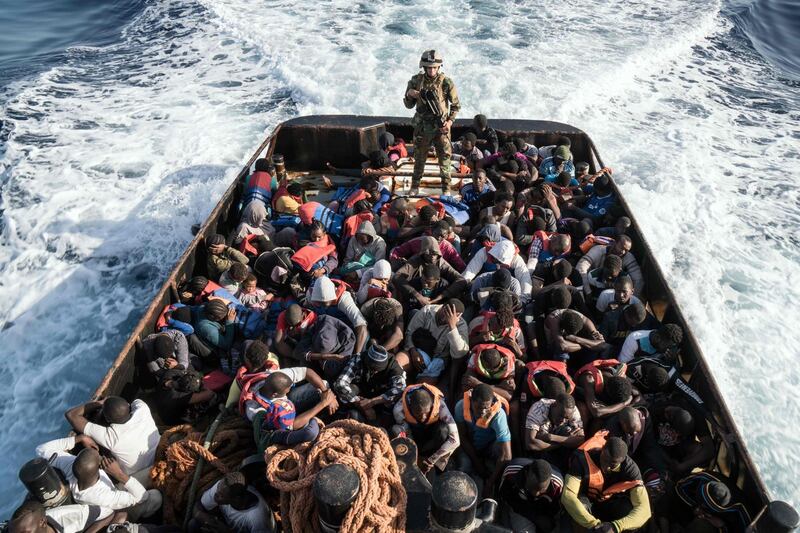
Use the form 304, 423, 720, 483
150, 414, 254, 524
265, 419, 407, 533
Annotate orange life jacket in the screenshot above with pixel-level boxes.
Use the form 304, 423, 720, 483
343, 211, 375, 239
156, 304, 179, 331
462, 390, 510, 429
575, 359, 627, 395
579, 234, 615, 255
468, 344, 516, 381
470, 311, 522, 344
387, 141, 408, 159
344, 188, 370, 210
534, 230, 571, 255
401, 383, 444, 426
414, 198, 446, 220
194, 280, 223, 303
578, 430, 643, 501
291, 237, 337, 272
525, 360, 576, 398
238, 233, 261, 257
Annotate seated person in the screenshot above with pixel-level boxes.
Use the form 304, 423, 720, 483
291, 220, 338, 281
397, 204, 440, 241
664, 471, 751, 531
190, 300, 237, 354
190, 471, 276, 533
561, 433, 651, 532
604, 406, 668, 493
404, 300, 469, 390
459, 168, 496, 215
514, 186, 559, 239
452, 132, 485, 172
574, 360, 634, 424
462, 344, 517, 401
576, 235, 644, 297
361, 297, 405, 353
390, 221, 465, 271
392, 383, 460, 474
468, 294, 524, 352
596, 215, 632, 239
469, 113, 500, 155
595, 275, 642, 316
219, 261, 249, 294
341, 220, 386, 274
496, 459, 563, 533
179, 275, 240, 306
545, 168, 580, 188
140, 329, 190, 376
273, 181, 304, 215
65, 397, 160, 485
650, 399, 714, 477
272, 304, 316, 362
376, 197, 415, 244
379, 131, 407, 163
543, 308, 607, 360
526, 231, 571, 276
598, 301, 659, 351
583, 253, 625, 301
564, 173, 618, 227
232, 200, 273, 256
403, 263, 450, 314
297, 314, 356, 381
525, 285, 589, 357
206, 234, 249, 281
156, 367, 217, 425
477, 191, 516, 228
245, 372, 337, 450
480, 143, 532, 193
453, 384, 512, 492
392, 237, 467, 308
307, 276, 368, 354
619, 323, 683, 363
34, 438, 162, 521
513, 137, 540, 166
8, 500, 116, 533
470, 268, 522, 310
236, 274, 271, 312
538, 135, 571, 160
539, 145, 575, 181
334, 344, 406, 423
356, 259, 393, 304
462, 240, 532, 304
524, 393, 584, 462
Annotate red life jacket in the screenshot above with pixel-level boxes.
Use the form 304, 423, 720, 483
387, 140, 408, 159
462, 389, 509, 429
579, 234, 615, 255
344, 189, 370, 210
278, 309, 317, 336
470, 311, 522, 344
238, 234, 261, 257
579, 430, 643, 502
291, 236, 337, 272
194, 280, 223, 303
468, 344, 516, 381
343, 211, 375, 239
236, 368, 273, 415
364, 282, 392, 301
525, 360, 575, 398
575, 359, 627, 395
156, 304, 178, 331
402, 383, 444, 425
415, 198, 446, 220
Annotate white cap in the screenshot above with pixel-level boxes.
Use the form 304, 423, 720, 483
311, 276, 336, 302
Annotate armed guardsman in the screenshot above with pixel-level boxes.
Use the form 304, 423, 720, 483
403, 49, 461, 196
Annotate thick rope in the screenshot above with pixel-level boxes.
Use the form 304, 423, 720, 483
150, 415, 254, 524
265, 419, 407, 533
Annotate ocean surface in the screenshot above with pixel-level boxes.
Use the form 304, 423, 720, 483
1, 0, 798, 516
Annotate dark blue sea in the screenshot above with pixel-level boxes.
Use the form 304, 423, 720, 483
1, 0, 798, 516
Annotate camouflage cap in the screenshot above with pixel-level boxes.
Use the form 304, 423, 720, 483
419, 49, 443, 68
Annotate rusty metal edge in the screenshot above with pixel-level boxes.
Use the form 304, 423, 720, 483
585, 135, 771, 503
92, 125, 281, 399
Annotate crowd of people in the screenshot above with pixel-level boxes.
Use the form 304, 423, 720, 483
8, 115, 757, 533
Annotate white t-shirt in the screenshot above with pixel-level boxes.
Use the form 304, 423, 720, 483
46, 504, 107, 532
201, 480, 274, 533
595, 289, 642, 313
84, 399, 160, 475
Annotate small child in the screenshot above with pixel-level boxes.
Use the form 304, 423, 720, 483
220, 262, 249, 294
236, 274, 271, 311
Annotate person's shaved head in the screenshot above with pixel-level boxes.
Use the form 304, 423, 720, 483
9, 500, 47, 533
72, 448, 101, 482
262, 372, 292, 397
619, 407, 643, 436
102, 396, 131, 424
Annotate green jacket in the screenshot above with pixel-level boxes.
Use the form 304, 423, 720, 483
207, 246, 248, 280
403, 72, 461, 124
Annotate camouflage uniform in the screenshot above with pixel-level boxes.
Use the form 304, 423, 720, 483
403, 72, 461, 191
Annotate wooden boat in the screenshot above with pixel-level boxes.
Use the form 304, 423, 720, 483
86, 115, 790, 530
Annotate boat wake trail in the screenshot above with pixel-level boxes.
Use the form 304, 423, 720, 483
0, 0, 797, 514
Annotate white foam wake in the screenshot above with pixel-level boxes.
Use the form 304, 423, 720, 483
1, 0, 798, 514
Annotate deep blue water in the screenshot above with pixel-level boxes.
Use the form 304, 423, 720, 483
0, 0, 799, 518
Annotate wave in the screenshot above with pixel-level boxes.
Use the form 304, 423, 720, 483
729, 0, 800, 80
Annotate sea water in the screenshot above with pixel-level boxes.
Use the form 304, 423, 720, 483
0, 0, 798, 515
